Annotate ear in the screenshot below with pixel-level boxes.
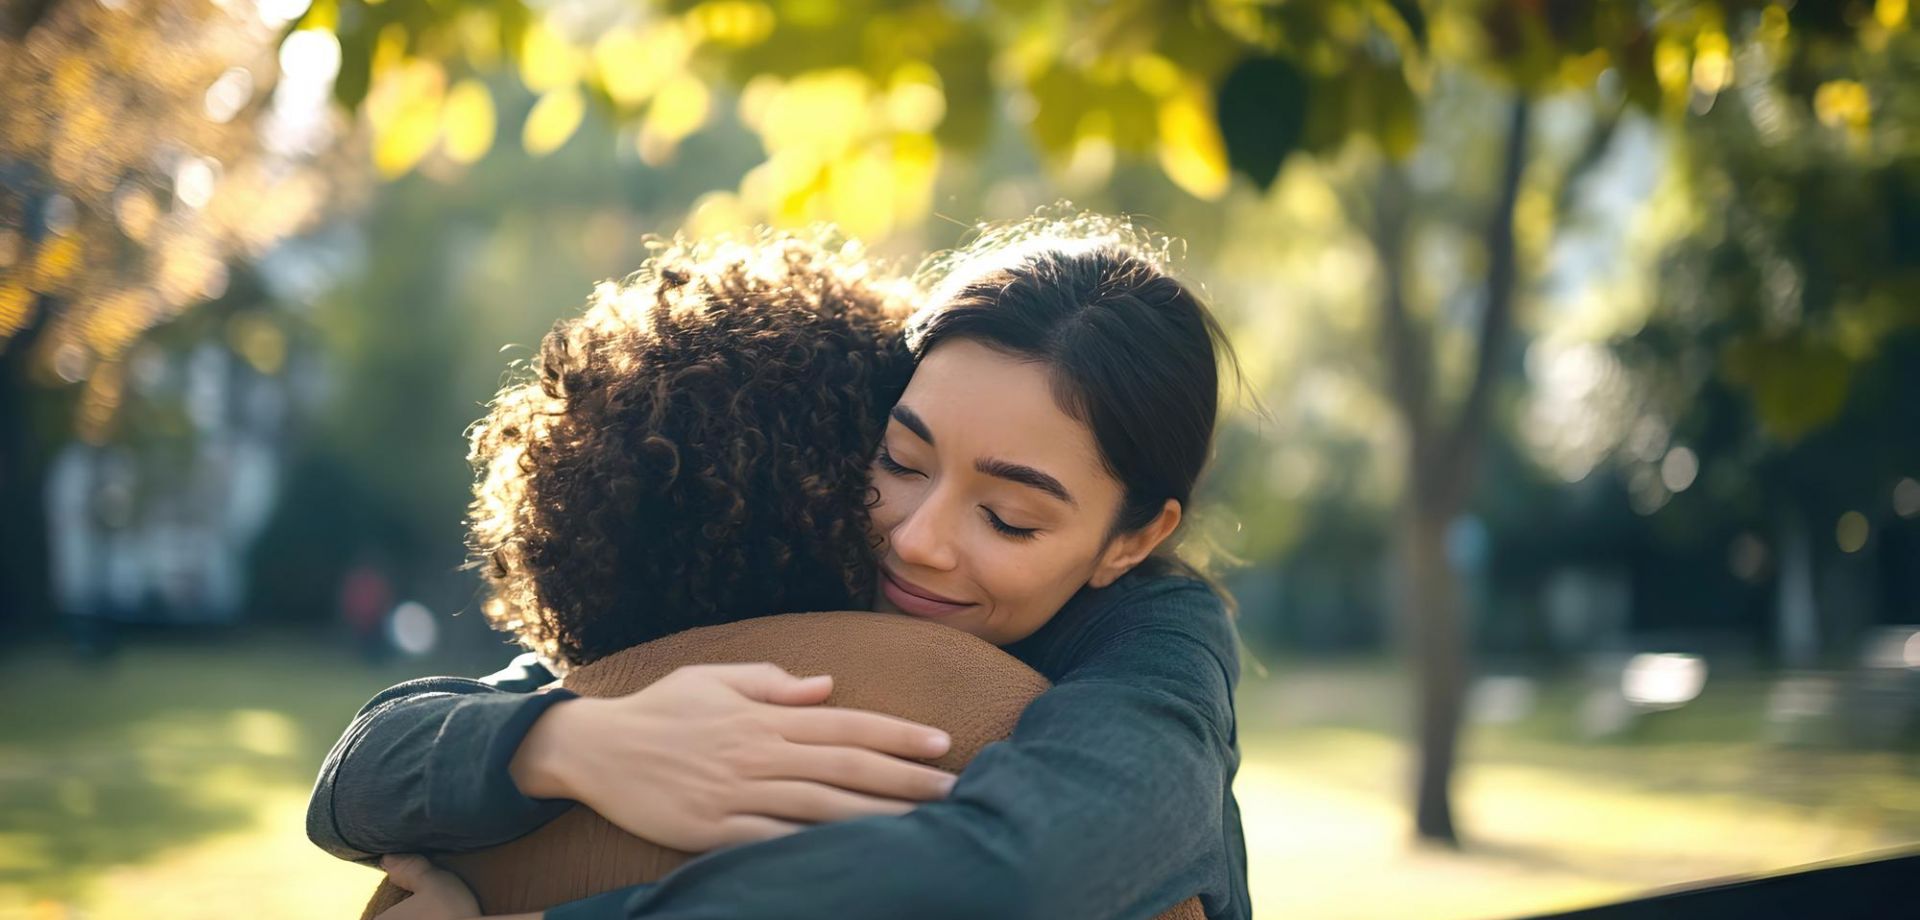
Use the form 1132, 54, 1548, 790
1088, 499, 1182, 588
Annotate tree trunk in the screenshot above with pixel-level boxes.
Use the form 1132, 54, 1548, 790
0, 301, 53, 638
1402, 501, 1466, 845
1370, 95, 1533, 847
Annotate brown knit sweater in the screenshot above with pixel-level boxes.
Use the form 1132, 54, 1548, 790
361, 611, 1202, 919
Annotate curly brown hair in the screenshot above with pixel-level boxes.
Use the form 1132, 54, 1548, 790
466, 231, 916, 667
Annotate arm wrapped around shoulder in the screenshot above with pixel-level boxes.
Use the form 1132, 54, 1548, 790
361, 611, 1202, 920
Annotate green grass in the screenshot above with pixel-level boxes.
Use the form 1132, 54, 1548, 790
0, 635, 433, 919
2, 641, 1916, 920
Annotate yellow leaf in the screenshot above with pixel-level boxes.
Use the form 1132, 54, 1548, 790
442, 79, 496, 164
371, 23, 409, 79
520, 20, 584, 93
1877, 0, 1909, 31
754, 69, 871, 159
303, 0, 339, 31
458, 9, 502, 70
646, 75, 712, 144
369, 61, 447, 178
1156, 82, 1229, 200
1653, 38, 1690, 98
523, 87, 586, 157
0, 283, 36, 340
33, 235, 83, 289
636, 74, 712, 165
1815, 80, 1871, 132
1691, 31, 1732, 96
1129, 54, 1181, 98
826, 145, 896, 240
686, 1, 775, 47
227, 313, 288, 375
890, 132, 939, 227
595, 24, 689, 108
885, 64, 946, 134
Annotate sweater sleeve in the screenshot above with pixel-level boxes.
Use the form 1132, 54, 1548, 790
305, 655, 579, 863
542, 577, 1242, 920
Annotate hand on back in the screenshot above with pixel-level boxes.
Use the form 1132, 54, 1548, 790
509, 662, 956, 851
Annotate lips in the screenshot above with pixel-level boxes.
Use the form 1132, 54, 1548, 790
879, 566, 973, 618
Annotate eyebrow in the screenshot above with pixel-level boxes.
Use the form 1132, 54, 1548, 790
890, 405, 1076, 506
975, 457, 1076, 506
891, 405, 934, 443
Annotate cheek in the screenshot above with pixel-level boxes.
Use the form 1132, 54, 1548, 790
977, 537, 1098, 627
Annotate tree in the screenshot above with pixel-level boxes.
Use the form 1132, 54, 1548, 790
0, 0, 346, 629
1543, 2, 1920, 668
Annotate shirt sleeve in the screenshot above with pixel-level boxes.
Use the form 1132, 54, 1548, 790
540, 577, 1241, 920
305, 655, 580, 863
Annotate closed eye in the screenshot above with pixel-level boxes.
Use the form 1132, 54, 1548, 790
875, 443, 924, 478
982, 507, 1039, 541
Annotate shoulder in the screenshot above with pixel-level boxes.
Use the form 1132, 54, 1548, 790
1069, 572, 1233, 650
1018, 572, 1238, 686
1075, 571, 1224, 616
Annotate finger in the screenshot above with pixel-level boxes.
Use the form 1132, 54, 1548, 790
777, 706, 951, 759
744, 779, 920, 824
701, 663, 829, 704
760, 673, 834, 707
766, 743, 958, 802
379, 854, 433, 892
711, 813, 805, 848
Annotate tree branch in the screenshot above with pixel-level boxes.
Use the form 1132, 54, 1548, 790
1550, 103, 1624, 240
1371, 161, 1433, 458
1436, 95, 1530, 511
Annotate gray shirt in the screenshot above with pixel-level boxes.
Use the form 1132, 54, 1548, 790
307, 573, 1249, 920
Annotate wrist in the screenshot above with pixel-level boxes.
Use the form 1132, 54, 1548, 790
508, 696, 585, 801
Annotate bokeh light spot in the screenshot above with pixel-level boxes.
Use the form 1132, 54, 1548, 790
1893, 477, 1920, 518
388, 601, 439, 656
1660, 445, 1699, 493
1835, 511, 1869, 553
1621, 653, 1708, 708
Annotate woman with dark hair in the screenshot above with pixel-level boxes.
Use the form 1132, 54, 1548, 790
315, 211, 1249, 920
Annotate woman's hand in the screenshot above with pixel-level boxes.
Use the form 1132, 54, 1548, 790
509, 663, 957, 851
373, 855, 481, 920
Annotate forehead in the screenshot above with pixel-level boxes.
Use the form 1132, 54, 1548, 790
899, 340, 1114, 494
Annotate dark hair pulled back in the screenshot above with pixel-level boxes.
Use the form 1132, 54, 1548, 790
909, 211, 1231, 550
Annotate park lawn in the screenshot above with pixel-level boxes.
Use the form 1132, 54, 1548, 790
3, 640, 1918, 920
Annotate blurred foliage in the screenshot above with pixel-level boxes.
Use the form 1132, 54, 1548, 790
0, 0, 352, 434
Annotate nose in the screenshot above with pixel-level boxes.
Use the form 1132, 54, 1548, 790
888, 489, 959, 572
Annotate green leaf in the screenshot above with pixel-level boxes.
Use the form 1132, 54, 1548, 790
930, 27, 994, 150
1380, 0, 1428, 53
1217, 54, 1308, 191
1028, 62, 1090, 158
1722, 337, 1854, 443
333, 25, 374, 109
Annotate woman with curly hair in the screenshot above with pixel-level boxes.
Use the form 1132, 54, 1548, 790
465, 232, 919, 666
311, 231, 965, 861
312, 212, 1249, 920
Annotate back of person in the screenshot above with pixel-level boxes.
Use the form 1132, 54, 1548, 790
361, 611, 1203, 920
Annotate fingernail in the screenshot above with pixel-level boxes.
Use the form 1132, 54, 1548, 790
925, 731, 950, 754
938, 773, 958, 794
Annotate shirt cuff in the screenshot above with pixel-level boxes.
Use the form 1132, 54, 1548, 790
425, 687, 581, 846
544, 885, 649, 920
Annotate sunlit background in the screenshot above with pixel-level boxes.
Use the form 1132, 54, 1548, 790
3, 1, 1918, 918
